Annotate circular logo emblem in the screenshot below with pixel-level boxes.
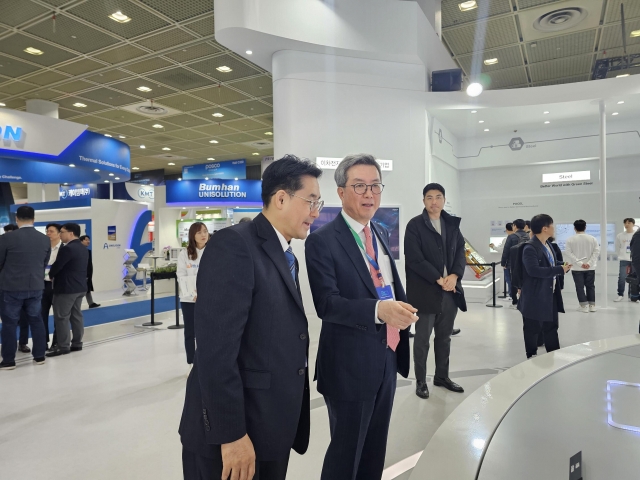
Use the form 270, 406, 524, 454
60, 189, 68, 200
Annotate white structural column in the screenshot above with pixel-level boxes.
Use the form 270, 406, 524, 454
599, 100, 608, 308
25, 99, 60, 202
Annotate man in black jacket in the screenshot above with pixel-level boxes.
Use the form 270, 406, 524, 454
0, 206, 51, 370
501, 219, 529, 307
631, 229, 640, 327
46, 223, 88, 357
405, 183, 467, 400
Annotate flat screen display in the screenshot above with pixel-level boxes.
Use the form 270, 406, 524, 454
554, 223, 615, 253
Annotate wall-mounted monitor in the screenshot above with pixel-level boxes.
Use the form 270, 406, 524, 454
554, 223, 615, 253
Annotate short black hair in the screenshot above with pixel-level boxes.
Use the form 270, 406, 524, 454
3, 224, 18, 232
573, 219, 587, 232
261, 154, 322, 206
624, 218, 635, 224
505, 222, 513, 231
531, 214, 554, 234
513, 219, 526, 230
79, 235, 90, 241
423, 183, 445, 197
16, 206, 34, 221
46, 223, 61, 233
61, 223, 81, 238
525, 220, 531, 228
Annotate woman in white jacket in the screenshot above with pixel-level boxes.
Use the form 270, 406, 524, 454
177, 221, 208, 364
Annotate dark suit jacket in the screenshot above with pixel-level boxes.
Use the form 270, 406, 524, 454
49, 239, 88, 294
86, 250, 94, 292
501, 230, 529, 267
404, 209, 467, 314
179, 213, 310, 462
0, 226, 50, 292
631, 229, 640, 275
518, 236, 565, 322
305, 213, 410, 402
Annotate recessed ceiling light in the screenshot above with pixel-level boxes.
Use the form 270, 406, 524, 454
617, 101, 625, 104
617, 74, 630, 78
478, 120, 484, 123
24, 47, 43, 55
458, 1, 477, 12
108, 11, 131, 23
152, 124, 163, 128
109, 173, 114, 176
94, 169, 99, 172
207, 158, 215, 161
0, 102, 5, 107
73, 102, 87, 108
104, 134, 112, 137
543, 111, 550, 114
69, 164, 76, 168
115, 177, 120, 180
118, 135, 125, 139
470, 110, 477, 114
104, 180, 110, 183
178, 178, 182, 181
212, 113, 224, 117
612, 112, 619, 115
544, 121, 550, 124
484, 129, 489, 132
162, 147, 171, 151
252, 152, 259, 155
205, 177, 209, 180
63, 183, 68, 186
234, 177, 238, 181
246, 50, 253, 55
209, 140, 219, 144
216, 66, 233, 73
265, 132, 273, 135
631, 30, 640, 38
168, 162, 175, 166
132, 167, 139, 170
483, 58, 498, 65
137, 86, 152, 92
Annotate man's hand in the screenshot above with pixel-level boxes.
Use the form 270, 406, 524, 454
562, 264, 571, 273
581, 264, 590, 269
489, 243, 495, 249
436, 277, 444, 286
221, 434, 256, 480
378, 301, 418, 330
442, 274, 458, 292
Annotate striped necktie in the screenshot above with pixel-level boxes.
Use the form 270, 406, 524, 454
284, 246, 297, 283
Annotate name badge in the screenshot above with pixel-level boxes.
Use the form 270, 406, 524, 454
627, 245, 631, 253
376, 285, 394, 301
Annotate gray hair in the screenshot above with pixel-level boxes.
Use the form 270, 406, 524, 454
334, 154, 382, 187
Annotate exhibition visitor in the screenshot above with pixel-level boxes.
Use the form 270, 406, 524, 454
501, 218, 529, 308
176, 221, 208, 365
306, 154, 417, 480
44, 223, 62, 350
0, 206, 51, 370
564, 220, 600, 313
80, 235, 100, 309
405, 182, 467, 400
518, 214, 570, 358
490, 222, 514, 299
46, 223, 88, 358
615, 218, 636, 302
179, 155, 321, 480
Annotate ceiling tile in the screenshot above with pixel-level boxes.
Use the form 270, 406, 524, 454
95, 109, 149, 123
110, 78, 176, 98
154, 93, 210, 111
23, 69, 70, 86
0, 54, 41, 78
57, 58, 105, 75
442, 0, 512, 28
21, 88, 61, 100
138, 0, 213, 22
516, 0, 562, 10
188, 53, 263, 82
190, 105, 244, 122
217, 132, 262, 143
68, 114, 122, 130
483, 67, 529, 89
162, 129, 209, 141
134, 119, 184, 132
528, 54, 593, 82
52, 79, 95, 94
183, 16, 215, 37
165, 43, 222, 63
190, 85, 250, 105
147, 67, 212, 90
114, 124, 156, 137
56, 96, 107, 113
192, 123, 237, 136
525, 29, 598, 64
533, 74, 591, 87
135, 27, 199, 51
0, 81, 37, 95
603, 0, 640, 24
86, 69, 132, 84
600, 18, 640, 50
78, 87, 141, 106
225, 99, 272, 116
0, 33, 77, 67
221, 118, 271, 132
162, 113, 210, 128
229, 75, 273, 97
444, 16, 520, 55
122, 57, 174, 74
0, 1, 49, 27
94, 44, 148, 64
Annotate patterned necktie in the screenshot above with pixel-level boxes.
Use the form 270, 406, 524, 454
363, 225, 400, 352
284, 246, 297, 283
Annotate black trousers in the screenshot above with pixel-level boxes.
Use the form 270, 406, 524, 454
321, 348, 396, 480
413, 292, 458, 381
182, 447, 289, 480
41, 282, 54, 345
18, 308, 29, 346
523, 297, 560, 358
181, 302, 196, 364
571, 270, 596, 305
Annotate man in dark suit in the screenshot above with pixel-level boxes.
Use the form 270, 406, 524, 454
179, 155, 322, 480
306, 154, 418, 480
46, 223, 88, 357
0, 206, 51, 370
501, 219, 529, 308
405, 183, 467, 400
518, 214, 571, 358
79, 235, 100, 308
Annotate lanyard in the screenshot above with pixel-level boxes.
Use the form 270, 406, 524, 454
345, 219, 385, 287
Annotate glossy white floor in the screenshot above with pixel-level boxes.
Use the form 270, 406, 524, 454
1, 280, 638, 480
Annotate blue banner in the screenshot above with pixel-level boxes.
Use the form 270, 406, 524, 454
130, 168, 164, 186
166, 179, 262, 207
59, 183, 96, 200
182, 159, 246, 180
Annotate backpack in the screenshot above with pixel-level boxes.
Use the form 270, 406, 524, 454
510, 235, 532, 289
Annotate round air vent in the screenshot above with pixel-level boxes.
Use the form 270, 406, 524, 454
136, 105, 168, 115
533, 7, 588, 33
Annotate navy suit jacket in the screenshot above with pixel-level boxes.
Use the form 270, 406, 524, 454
517, 236, 566, 322
179, 213, 310, 461
49, 239, 88, 295
305, 213, 410, 402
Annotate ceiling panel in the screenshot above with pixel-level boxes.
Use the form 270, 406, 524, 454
529, 54, 593, 82
21, 88, 60, 100
25, 69, 70, 85
94, 44, 148, 64
525, 29, 597, 64
0, 81, 37, 95
0, 54, 41, 78
0, 1, 49, 27
56, 58, 104, 75
230, 75, 273, 97
52, 79, 94, 94
164, 42, 222, 63
533, 74, 591, 87
600, 18, 640, 50
153, 93, 209, 111
482, 67, 529, 89
441, 0, 512, 28
444, 16, 520, 55
122, 57, 174, 74
138, 0, 213, 22
162, 113, 211, 128
110, 78, 177, 98
87, 69, 132, 84
190, 106, 244, 122
0, 33, 77, 66
456, 45, 524, 74
226, 99, 273, 116
191, 85, 250, 104
603, 0, 640, 24
135, 28, 198, 51
95, 109, 149, 123
147, 66, 212, 90
182, 16, 215, 37
221, 118, 271, 132
56, 96, 108, 114
516, 0, 564, 9
69, 114, 122, 130
192, 123, 238, 136
78, 87, 141, 106
188, 53, 263, 82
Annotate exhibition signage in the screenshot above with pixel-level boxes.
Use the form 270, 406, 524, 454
130, 169, 164, 186
166, 179, 262, 207
542, 171, 590, 183
316, 157, 393, 171
0, 109, 130, 184
182, 159, 247, 180
59, 183, 96, 200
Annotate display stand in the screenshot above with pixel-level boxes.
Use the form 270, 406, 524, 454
143, 271, 181, 328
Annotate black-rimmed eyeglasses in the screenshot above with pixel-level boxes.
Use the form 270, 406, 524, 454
291, 194, 324, 213
347, 183, 385, 195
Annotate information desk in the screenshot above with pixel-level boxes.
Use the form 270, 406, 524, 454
411, 335, 640, 480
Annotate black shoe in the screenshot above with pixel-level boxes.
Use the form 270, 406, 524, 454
47, 343, 58, 352
416, 381, 429, 399
89, 303, 101, 308
33, 357, 45, 365
451, 329, 461, 336
0, 361, 16, 370
70, 346, 83, 352
433, 377, 464, 393
46, 348, 70, 358
18, 344, 31, 353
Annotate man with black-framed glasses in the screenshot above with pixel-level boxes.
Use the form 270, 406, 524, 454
306, 153, 417, 480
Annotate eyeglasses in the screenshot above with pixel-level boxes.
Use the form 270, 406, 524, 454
291, 194, 324, 213
347, 183, 385, 195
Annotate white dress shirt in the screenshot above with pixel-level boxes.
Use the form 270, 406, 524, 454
616, 231, 634, 261
564, 233, 601, 270
45, 241, 62, 282
341, 210, 395, 323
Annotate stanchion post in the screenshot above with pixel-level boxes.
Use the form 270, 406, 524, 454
497, 265, 508, 299
168, 275, 184, 330
142, 274, 163, 326
486, 262, 503, 308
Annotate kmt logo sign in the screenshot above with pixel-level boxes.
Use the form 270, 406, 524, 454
138, 187, 154, 200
